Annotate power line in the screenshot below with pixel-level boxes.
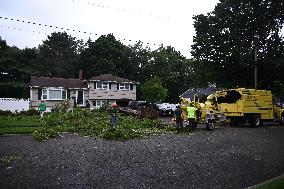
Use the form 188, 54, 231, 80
0, 16, 162, 47
71, 0, 183, 22
0, 25, 48, 35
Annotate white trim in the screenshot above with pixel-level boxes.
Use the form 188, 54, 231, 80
68, 88, 88, 90
119, 83, 130, 90
89, 80, 138, 84
30, 87, 32, 104
41, 88, 67, 101
96, 81, 110, 90
76, 90, 85, 106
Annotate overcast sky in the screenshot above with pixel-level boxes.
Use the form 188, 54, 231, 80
0, 0, 219, 58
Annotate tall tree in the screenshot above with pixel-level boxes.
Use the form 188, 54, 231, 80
38, 32, 81, 78
141, 77, 168, 103
144, 46, 194, 102
79, 34, 133, 79
191, 0, 284, 90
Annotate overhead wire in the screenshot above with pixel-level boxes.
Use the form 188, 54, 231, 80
72, 0, 183, 22
0, 16, 162, 47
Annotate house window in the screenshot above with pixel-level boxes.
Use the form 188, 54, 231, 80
95, 100, 107, 108
96, 82, 109, 90
49, 90, 61, 99
42, 89, 48, 100
119, 83, 130, 90
42, 89, 67, 100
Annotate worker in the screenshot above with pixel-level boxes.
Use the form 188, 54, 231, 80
174, 104, 184, 133
186, 103, 197, 129
38, 100, 46, 119
110, 102, 118, 128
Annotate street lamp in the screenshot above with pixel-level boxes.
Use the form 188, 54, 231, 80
253, 35, 259, 89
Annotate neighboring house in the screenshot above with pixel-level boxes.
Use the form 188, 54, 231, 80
29, 73, 138, 111
88, 74, 138, 108
180, 84, 221, 102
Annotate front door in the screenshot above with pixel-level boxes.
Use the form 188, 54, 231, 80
77, 91, 84, 106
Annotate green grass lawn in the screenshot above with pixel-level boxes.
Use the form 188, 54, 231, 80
254, 176, 284, 189
0, 116, 43, 134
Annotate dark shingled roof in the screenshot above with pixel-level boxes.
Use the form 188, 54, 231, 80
181, 85, 222, 101
89, 74, 138, 84
29, 76, 87, 88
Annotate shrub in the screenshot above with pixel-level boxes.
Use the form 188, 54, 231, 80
51, 100, 71, 113
17, 108, 39, 116
0, 110, 13, 116
32, 127, 59, 141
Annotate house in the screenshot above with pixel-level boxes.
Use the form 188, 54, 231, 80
180, 84, 221, 102
88, 74, 138, 108
29, 73, 138, 111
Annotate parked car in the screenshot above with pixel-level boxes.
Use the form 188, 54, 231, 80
128, 101, 148, 111
155, 103, 177, 117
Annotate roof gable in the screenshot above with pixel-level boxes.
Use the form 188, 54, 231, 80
29, 76, 87, 89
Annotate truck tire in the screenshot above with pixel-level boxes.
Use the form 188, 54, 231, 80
280, 113, 284, 126
206, 121, 215, 131
251, 114, 261, 128
229, 117, 238, 126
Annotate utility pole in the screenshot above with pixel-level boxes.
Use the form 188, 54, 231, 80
253, 35, 259, 89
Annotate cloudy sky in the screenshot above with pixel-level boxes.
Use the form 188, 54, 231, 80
0, 0, 219, 58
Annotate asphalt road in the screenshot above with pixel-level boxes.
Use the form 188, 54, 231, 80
0, 125, 284, 189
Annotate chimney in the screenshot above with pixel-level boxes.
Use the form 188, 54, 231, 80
79, 70, 83, 80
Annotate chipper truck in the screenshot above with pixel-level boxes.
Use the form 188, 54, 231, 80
207, 88, 284, 127
180, 88, 284, 130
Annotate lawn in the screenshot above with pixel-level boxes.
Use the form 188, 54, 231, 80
0, 116, 43, 134
254, 176, 284, 189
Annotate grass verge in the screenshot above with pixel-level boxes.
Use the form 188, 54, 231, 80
0, 126, 43, 135
251, 175, 284, 189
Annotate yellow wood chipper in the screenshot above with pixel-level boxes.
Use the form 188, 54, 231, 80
180, 88, 284, 130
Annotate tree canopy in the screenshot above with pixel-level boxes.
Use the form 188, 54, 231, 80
192, 0, 284, 92
141, 77, 168, 103
1, 0, 284, 101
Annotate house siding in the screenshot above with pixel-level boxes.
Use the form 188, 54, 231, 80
88, 81, 137, 100
30, 88, 88, 109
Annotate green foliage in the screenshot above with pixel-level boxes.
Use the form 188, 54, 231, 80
79, 34, 134, 79
32, 108, 173, 141
38, 32, 82, 78
0, 155, 21, 166
0, 110, 13, 116
51, 100, 71, 113
141, 77, 168, 103
32, 127, 59, 141
0, 108, 39, 117
191, 0, 284, 90
23, 108, 39, 116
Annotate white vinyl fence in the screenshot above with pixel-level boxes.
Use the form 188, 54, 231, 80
0, 98, 30, 113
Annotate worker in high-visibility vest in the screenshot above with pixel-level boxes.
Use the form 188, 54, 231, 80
186, 103, 197, 129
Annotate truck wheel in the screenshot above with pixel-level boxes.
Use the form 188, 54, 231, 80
229, 117, 238, 126
252, 114, 261, 128
280, 113, 284, 126
206, 122, 215, 131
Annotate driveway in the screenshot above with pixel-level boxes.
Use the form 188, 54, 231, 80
0, 125, 284, 188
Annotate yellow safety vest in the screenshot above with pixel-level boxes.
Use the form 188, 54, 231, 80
187, 106, 197, 119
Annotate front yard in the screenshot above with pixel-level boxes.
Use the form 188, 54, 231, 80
0, 116, 42, 135
0, 108, 176, 141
